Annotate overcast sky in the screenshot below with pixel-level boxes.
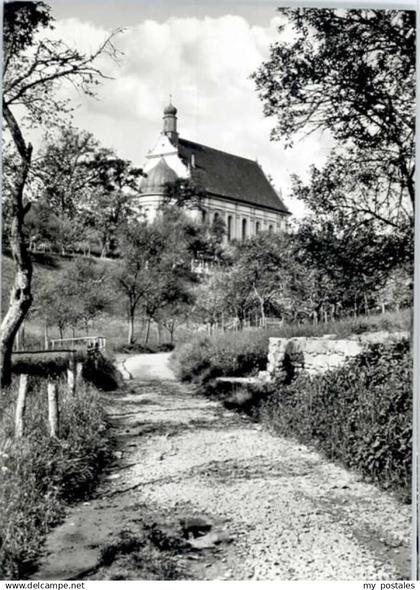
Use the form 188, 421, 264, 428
45, 0, 334, 217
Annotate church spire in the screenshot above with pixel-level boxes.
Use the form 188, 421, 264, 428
162, 98, 178, 145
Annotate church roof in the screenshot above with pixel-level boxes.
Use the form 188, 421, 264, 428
140, 157, 178, 194
177, 138, 290, 215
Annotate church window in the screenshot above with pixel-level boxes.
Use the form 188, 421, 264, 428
227, 215, 233, 240
268, 224, 273, 233
242, 218, 247, 240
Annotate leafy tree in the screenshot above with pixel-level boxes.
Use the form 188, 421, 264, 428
84, 151, 143, 257
227, 232, 293, 326
158, 299, 192, 346
115, 221, 163, 345
291, 146, 414, 233
24, 201, 60, 251
192, 271, 230, 330
34, 127, 100, 218
163, 177, 206, 209
294, 217, 412, 316
116, 210, 196, 345
253, 8, 415, 209
1, 0, 119, 385
35, 259, 111, 339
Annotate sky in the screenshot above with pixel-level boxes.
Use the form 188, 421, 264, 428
43, 0, 334, 217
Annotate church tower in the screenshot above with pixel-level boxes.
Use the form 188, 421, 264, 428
162, 101, 178, 145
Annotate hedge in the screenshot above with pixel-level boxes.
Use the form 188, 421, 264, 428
258, 340, 412, 498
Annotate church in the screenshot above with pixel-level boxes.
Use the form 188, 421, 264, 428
137, 102, 290, 240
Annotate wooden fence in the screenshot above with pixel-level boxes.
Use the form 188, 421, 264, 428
12, 350, 85, 440
49, 336, 106, 351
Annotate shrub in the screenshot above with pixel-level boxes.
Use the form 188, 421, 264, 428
172, 309, 411, 389
258, 340, 412, 498
82, 350, 122, 391
171, 330, 269, 387
114, 342, 175, 354
0, 378, 112, 579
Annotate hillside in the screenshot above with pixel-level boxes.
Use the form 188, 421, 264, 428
1, 254, 126, 350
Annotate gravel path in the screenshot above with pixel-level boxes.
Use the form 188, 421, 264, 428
33, 354, 411, 580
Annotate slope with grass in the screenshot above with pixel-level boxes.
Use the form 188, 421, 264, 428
0, 377, 112, 579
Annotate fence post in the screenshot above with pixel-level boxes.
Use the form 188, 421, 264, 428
47, 381, 59, 438
15, 374, 28, 439
67, 354, 77, 395
76, 361, 83, 386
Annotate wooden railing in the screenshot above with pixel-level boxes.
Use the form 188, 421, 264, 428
49, 336, 106, 351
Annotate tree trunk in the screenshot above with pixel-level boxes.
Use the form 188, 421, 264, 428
364, 294, 370, 316
127, 311, 135, 344
44, 323, 49, 349
0, 103, 33, 387
260, 301, 266, 328
144, 318, 151, 346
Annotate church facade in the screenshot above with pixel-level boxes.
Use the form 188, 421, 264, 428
137, 103, 290, 240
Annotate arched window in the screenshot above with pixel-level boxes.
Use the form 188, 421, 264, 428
268, 224, 273, 233
242, 218, 247, 240
214, 211, 219, 221
256, 221, 260, 234
227, 215, 233, 241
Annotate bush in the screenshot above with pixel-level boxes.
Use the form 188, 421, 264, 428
172, 309, 411, 389
0, 378, 112, 579
114, 342, 175, 354
82, 350, 122, 391
258, 340, 412, 498
171, 330, 269, 387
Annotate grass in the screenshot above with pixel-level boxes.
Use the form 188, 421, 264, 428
0, 376, 112, 579
172, 308, 411, 387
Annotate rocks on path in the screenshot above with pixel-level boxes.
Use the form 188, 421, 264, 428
32, 353, 411, 581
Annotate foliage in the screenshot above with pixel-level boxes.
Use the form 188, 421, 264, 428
34, 128, 100, 217
1, 0, 119, 386
3, 2, 119, 128
252, 8, 415, 291
173, 308, 411, 389
115, 210, 196, 345
258, 341, 412, 497
293, 219, 413, 315
171, 330, 270, 386
163, 177, 206, 209
253, 8, 415, 209
82, 350, 123, 391
216, 231, 334, 324
35, 258, 112, 336
227, 232, 293, 324
0, 378, 112, 578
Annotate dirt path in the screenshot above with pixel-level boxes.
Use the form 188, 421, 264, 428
32, 353, 411, 580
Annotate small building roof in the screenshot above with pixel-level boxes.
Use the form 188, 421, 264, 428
177, 138, 290, 215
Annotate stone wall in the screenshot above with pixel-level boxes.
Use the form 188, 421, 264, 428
265, 331, 409, 380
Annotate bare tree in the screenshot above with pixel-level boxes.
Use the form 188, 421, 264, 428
1, 1, 120, 385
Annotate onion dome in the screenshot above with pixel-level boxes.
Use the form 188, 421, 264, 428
164, 102, 177, 116
140, 158, 178, 194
